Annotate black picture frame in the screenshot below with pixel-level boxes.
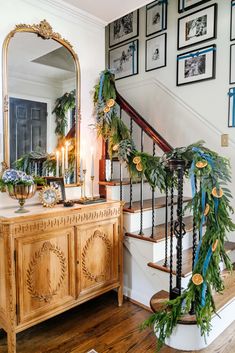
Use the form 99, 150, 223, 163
145, 33, 167, 72
45, 177, 66, 203
231, 0, 235, 41
228, 87, 235, 127
178, 0, 211, 14
108, 39, 139, 80
177, 3, 217, 50
109, 10, 139, 48
146, 0, 167, 37
176, 44, 216, 86
230, 44, 235, 84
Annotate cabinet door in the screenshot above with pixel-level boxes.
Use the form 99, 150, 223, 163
78, 219, 119, 296
16, 228, 76, 325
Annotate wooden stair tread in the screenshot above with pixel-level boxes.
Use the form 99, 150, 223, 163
148, 241, 235, 278
126, 216, 193, 243
99, 178, 147, 186
123, 196, 191, 213
150, 265, 235, 325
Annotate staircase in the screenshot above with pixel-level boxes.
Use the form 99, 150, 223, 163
98, 87, 235, 350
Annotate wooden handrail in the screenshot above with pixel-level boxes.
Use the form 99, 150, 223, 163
115, 89, 173, 153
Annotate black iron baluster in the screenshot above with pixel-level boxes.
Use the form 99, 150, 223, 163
139, 129, 144, 236
151, 142, 156, 238
169, 172, 174, 299
129, 118, 133, 209
119, 108, 123, 201
163, 175, 168, 267
169, 159, 186, 299
190, 176, 197, 315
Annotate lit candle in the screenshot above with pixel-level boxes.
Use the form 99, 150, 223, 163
56, 151, 60, 177
65, 141, 69, 170
80, 158, 83, 181
91, 148, 94, 178
61, 147, 65, 175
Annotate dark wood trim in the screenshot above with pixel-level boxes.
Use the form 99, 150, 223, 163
115, 90, 173, 153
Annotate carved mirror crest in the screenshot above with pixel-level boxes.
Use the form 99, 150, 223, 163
2, 20, 81, 185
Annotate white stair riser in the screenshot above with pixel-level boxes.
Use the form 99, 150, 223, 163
106, 183, 159, 203
123, 206, 191, 233
125, 232, 193, 263
163, 298, 235, 350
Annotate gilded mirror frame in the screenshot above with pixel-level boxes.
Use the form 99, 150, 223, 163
2, 19, 81, 184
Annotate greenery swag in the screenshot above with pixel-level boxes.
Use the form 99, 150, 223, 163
53, 89, 76, 137
94, 70, 235, 350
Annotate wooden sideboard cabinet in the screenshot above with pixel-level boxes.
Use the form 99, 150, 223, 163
0, 200, 123, 353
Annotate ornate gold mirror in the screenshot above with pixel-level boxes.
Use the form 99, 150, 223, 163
2, 20, 80, 185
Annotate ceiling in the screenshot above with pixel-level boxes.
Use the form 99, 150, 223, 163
62, 0, 151, 23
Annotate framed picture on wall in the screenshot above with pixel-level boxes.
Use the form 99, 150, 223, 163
176, 44, 216, 86
177, 4, 217, 50
228, 87, 235, 127
108, 39, 138, 80
230, 44, 235, 84
231, 0, 235, 41
109, 10, 139, 47
146, 0, 167, 37
178, 0, 211, 14
146, 33, 167, 72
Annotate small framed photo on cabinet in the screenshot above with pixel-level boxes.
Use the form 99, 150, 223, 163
109, 10, 139, 47
146, 0, 167, 37
231, 1, 235, 41
109, 40, 138, 80
177, 4, 217, 50
230, 44, 235, 84
178, 0, 211, 14
146, 33, 167, 72
177, 44, 216, 86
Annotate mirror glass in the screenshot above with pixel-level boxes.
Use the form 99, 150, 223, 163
6, 30, 79, 184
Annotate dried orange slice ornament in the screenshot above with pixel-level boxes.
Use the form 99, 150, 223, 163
103, 106, 110, 113
211, 187, 223, 198
192, 273, 203, 286
196, 160, 208, 169
107, 99, 115, 108
112, 144, 119, 151
136, 163, 143, 172
204, 203, 210, 216
212, 239, 218, 252
133, 156, 141, 164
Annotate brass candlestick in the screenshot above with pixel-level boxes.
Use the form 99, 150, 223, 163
80, 179, 84, 199
83, 169, 87, 199
91, 176, 94, 200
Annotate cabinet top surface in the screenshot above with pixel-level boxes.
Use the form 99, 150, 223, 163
0, 192, 120, 222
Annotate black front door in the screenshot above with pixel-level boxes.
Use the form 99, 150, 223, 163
9, 97, 47, 166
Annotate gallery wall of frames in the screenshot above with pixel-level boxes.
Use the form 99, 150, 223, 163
106, 0, 235, 129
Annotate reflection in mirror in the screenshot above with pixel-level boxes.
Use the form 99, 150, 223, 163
7, 30, 78, 184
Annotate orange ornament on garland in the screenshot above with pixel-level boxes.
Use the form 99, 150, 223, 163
196, 160, 208, 169
192, 273, 203, 286
107, 98, 115, 108
136, 163, 143, 172
204, 203, 210, 216
133, 156, 141, 164
212, 239, 219, 252
103, 106, 110, 113
211, 187, 223, 198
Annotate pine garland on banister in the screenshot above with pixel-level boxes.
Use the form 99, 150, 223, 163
93, 70, 235, 350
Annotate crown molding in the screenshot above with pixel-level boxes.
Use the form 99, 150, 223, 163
22, 0, 107, 30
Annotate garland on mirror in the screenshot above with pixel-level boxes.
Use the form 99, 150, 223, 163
94, 70, 235, 350
53, 89, 76, 137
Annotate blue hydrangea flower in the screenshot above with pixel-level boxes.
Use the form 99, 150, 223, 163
2, 169, 34, 185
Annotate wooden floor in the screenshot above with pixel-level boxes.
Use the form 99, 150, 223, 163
0, 292, 235, 353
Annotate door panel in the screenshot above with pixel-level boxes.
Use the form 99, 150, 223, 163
16, 228, 76, 325
78, 219, 119, 296
10, 97, 47, 166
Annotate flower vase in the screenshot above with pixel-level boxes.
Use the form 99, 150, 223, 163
7, 184, 37, 213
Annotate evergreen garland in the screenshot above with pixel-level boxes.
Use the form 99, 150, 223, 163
53, 89, 76, 137
94, 70, 235, 350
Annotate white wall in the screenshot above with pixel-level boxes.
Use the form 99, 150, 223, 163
0, 0, 105, 196
106, 1, 235, 210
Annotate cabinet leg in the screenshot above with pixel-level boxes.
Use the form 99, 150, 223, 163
117, 286, 123, 307
7, 330, 16, 353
